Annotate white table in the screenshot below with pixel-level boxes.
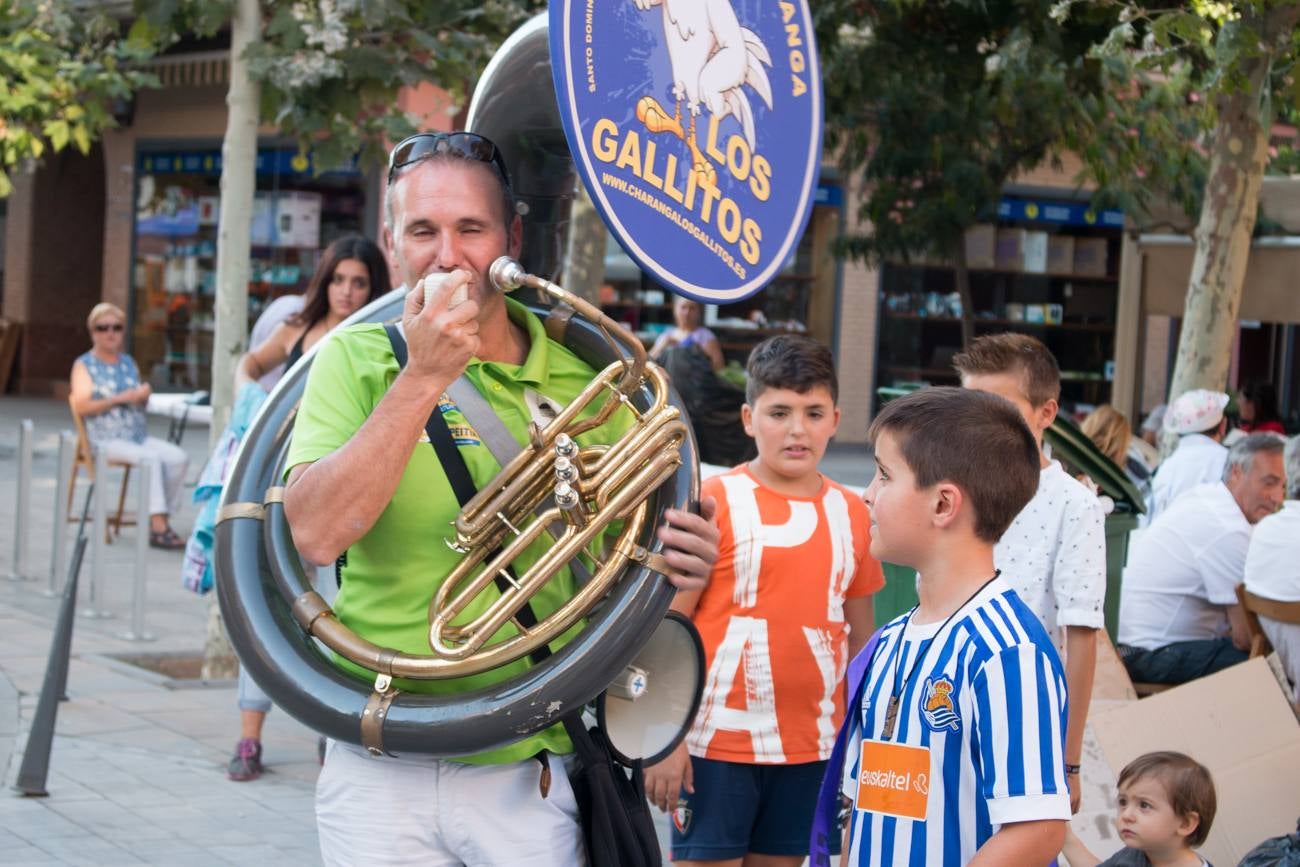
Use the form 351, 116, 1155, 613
146, 392, 212, 444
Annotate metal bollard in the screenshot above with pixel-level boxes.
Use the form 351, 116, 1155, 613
47, 431, 75, 597
14, 483, 94, 797
82, 449, 112, 619
5, 419, 34, 581
118, 462, 155, 642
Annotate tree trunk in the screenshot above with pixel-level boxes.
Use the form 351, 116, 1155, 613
1164, 5, 1300, 452
562, 184, 607, 303
953, 242, 975, 348
203, 0, 261, 680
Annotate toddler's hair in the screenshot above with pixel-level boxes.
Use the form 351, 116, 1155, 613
1118, 751, 1216, 847
867, 387, 1039, 542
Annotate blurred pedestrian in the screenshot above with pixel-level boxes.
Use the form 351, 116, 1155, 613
1236, 380, 1285, 435
650, 295, 725, 371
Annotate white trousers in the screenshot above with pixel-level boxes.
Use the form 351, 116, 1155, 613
101, 436, 189, 518
316, 741, 587, 867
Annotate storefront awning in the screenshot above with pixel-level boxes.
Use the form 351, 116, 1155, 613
1139, 235, 1300, 323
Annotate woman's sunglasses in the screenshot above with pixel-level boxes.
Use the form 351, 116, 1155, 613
94, 323, 125, 333
386, 132, 512, 189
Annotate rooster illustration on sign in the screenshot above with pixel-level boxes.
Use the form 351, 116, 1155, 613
632, 0, 774, 187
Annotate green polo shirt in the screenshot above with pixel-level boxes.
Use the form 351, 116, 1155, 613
287, 297, 633, 764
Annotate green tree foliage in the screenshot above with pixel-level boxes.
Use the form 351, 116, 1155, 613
2, 0, 546, 197
813, 0, 1132, 344
0, 1, 156, 196
132, 0, 545, 173
1077, 0, 1300, 422
810, 1, 1230, 345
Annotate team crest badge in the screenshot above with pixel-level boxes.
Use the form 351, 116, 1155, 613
550, 0, 823, 303
673, 799, 693, 835
919, 676, 960, 732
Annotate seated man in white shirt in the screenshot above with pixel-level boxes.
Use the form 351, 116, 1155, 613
1243, 436, 1300, 703
1146, 389, 1230, 523
1118, 433, 1286, 685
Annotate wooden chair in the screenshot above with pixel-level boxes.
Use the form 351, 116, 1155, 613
1236, 584, 1274, 658
68, 400, 136, 542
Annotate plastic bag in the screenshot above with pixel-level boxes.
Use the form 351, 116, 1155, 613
1239, 820, 1300, 867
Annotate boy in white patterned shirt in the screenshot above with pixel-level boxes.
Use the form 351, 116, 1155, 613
955, 333, 1107, 812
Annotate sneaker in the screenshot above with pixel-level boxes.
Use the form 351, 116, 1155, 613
228, 737, 263, 781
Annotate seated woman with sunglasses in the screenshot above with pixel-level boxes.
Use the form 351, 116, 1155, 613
70, 303, 190, 549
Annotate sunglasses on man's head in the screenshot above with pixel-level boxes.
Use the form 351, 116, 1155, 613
386, 132, 512, 189
94, 323, 124, 333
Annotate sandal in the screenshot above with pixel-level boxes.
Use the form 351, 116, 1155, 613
149, 528, 185, 550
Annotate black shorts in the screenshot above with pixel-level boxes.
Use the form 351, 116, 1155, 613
669, 755, 834, 861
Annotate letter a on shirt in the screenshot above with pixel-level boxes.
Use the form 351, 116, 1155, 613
687, 467, 884, 764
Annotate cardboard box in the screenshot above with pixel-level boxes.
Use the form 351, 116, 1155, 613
964, 225, 996, 270
1073, 237, 1109, 277
995, 228, 1026, 271
1022, 230, 1049, 273
1086, 658, 1300, 867
1048, 235, 1076, 274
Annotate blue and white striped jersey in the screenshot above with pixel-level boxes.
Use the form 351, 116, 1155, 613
842, 576, 1070, 866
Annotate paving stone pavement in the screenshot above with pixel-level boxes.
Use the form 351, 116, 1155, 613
0, 397, 323, 865
2, 396, 866, 865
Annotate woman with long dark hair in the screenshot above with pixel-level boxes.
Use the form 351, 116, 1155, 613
235, 234, 391, 388
219, 234, 389, 782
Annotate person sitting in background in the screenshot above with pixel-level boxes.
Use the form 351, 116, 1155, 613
1063, 751, 1217, 867
1147, 390, 1230, 523
1118, 434, 1286, 686
1236, 380, 1286, 435
222, 233, 390, 783
650, 294, 725, 371
1082, 404, 1153, 494
235, 234, 390, 390
1242, 435, 1300, 704
70, 302, 190, 549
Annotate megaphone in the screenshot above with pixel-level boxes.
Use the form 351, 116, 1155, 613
597, 610, 705, 766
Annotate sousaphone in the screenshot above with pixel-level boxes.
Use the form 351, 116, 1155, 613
214, 15, 705, 759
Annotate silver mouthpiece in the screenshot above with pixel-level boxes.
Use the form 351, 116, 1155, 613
488, 257, 527, 292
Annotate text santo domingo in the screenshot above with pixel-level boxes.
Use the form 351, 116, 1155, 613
591, 116, 771, 268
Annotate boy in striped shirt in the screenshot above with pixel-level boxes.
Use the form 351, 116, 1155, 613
815, 387, 1070, 866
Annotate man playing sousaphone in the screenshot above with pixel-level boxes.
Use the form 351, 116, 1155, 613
281, 130, 720, 865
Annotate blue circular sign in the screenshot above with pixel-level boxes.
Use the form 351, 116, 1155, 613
550, 0, 823, 303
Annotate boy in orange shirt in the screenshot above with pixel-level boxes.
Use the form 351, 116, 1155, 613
645, 335, 883, 866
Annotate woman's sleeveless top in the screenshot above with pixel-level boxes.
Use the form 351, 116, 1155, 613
285, 332, 308, 369
76, 351, 147, 447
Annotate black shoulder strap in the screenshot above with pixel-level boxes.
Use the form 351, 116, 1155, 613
383, 323, 550, 664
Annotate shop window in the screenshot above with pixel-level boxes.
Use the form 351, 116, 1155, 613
597, 198, 840, 367
130, 147, 368, 391
875, 196, 1124, 419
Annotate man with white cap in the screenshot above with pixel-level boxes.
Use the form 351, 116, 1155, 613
1145, 388, 1230, 522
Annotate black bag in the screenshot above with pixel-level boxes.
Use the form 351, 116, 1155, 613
563, 716, 662, 867
384, 324, 662, 867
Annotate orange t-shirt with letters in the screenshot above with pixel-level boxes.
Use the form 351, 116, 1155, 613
686, 465, 884, 764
